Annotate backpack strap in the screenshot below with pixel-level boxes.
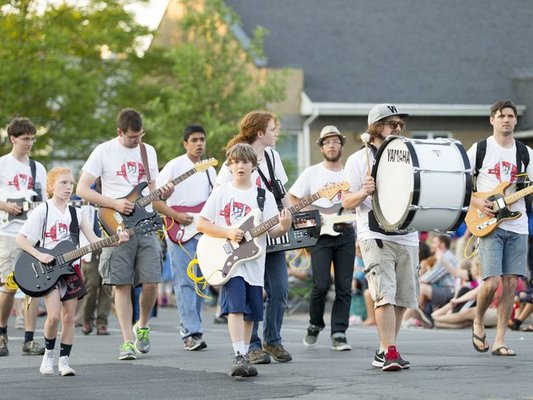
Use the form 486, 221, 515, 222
68, 205, 80, 246
256, 187, 266, 212
473, 139, 487, 191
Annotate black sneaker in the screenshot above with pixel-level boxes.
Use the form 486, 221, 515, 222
303, 324, 323, 347
331, 333, 351, 351
373, 350, 410, 369
382, 345, 402, 372
231, 353, 256, 377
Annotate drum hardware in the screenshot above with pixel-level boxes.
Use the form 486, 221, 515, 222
413, 168, 473, 174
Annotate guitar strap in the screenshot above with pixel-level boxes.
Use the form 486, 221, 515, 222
29, 158, 43, 201
257, 149, 285, 211
256, 187, 266, 212
139, 142, 152, 184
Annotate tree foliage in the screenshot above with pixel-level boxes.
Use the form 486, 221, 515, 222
142, 0, 286, 164
0, 0, 151, 160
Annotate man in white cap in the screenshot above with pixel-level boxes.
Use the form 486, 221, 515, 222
289, 125, 355, 351
342, 105, 419, 371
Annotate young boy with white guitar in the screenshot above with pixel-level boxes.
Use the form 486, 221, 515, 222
0, 117, 47, 357
197, 143, 291, 377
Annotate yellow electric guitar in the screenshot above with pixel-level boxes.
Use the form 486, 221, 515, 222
465, 181, 533, 237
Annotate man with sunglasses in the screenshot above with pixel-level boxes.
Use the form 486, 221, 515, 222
77, 108, 173, 360
342, 104, 418, 371
288, 125, 355, 351
0, 117, 47, 357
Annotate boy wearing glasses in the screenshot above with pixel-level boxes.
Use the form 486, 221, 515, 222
342, 104, 419, 371
0, 117, 47, 357
288, 125, 355, 351
76, 108, 173, 360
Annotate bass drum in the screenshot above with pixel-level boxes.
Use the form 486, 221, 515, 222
371, 136, 472, 232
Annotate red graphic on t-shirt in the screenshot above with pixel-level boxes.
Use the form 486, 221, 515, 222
44, 221, 70, 242
8, 173, 34, 190
487, 161, 517, 183
219, 198, 252, 226
116, 161, 146, 185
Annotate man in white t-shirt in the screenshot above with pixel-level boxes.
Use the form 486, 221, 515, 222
76, 108, 173, 360
467, 100, 533, 356
342, 104, 418, 372
0, 117, 47, 357
289, 125, 355, 351
156, 124, 217, 351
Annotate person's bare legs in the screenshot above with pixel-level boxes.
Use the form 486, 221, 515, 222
473, 278, 499, 350
114, 285, 134, 343
138, 283, 157, 328
492, 275, 517, 353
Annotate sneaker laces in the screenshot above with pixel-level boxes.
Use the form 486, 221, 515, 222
136, 328, 150, 342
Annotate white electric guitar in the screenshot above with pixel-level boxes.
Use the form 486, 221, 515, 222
320, 213, 358, 236
197, 182, 349, 286
0, 188, 90, 229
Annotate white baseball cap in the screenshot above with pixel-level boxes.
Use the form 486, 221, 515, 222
367, 104, 409, 125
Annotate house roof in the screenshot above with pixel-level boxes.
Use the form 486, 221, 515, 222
225, 0, 533, 105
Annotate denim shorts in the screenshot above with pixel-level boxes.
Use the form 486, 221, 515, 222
478, 228, 527, 279
360, 239, 419, 309
220, 276, 263, 322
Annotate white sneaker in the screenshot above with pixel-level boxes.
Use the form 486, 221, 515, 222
40, 349, 55, 375
58, 355, 76, 376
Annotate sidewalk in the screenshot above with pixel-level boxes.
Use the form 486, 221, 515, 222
1, 305, 533, 400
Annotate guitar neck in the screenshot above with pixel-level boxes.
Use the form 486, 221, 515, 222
504, 185, 533, 206
137, 167, 198, 207
60, 227, 135, 263
250, 192, 321, 237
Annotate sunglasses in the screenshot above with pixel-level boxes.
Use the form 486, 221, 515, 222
382, 121, 405, 130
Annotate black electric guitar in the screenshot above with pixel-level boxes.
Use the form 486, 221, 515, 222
98, 158, 217, 235
14, 219, 160, 297
465, 181, 533, 237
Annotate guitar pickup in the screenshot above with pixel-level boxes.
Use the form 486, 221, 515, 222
477, 218, 497, 230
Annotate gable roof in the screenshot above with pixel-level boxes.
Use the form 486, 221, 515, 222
225, 0, 533, 105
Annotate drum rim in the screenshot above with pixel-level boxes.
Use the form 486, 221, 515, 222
371, 135, 419, 232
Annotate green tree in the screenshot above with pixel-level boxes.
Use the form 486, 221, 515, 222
0, 0, 151, 161
142, 0, 286, 164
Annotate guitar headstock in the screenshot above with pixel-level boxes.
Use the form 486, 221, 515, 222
318, 181, 350, 200
194, 158, 218, 172
133, 217, 163, 235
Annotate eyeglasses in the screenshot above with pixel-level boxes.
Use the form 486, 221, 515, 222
321, 139, 342, 146
381, 121, 405, 130
17, 136, 37, 143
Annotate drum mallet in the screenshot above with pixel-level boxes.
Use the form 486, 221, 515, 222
360, 132, 371, 175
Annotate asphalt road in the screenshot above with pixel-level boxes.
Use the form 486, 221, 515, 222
2, 305, 533, 400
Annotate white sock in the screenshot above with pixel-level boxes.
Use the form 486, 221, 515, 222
244, 343, 249, 354
232, 341, 245, 355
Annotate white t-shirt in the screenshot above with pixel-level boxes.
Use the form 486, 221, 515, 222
215, 148, 288, 192
289, 163, 344, 211
343, 148, 419, 246
82, 138, 159, 199
200, 182, 278, 286
19, 200, 83, 251
0, 153, 47, 236
467, 136, 533, 234
156, 154, 217, 208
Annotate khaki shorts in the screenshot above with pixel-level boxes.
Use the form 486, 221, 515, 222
0, 235, 22, 285
99, 233, 162, 287
360, 239, 419, 309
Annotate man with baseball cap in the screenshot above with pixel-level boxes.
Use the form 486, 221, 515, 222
342, 105, 418, 371
289, 125, 354, 351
